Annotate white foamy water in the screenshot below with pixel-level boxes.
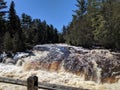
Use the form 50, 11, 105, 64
92, 60, 102, 84
0, 64, 120, 90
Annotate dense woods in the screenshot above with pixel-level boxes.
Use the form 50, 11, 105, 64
0, 0, 120, 53
0, 0, 60, 53
63, 0, 120, 50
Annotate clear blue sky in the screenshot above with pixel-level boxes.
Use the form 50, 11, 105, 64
5, 0, 77, 31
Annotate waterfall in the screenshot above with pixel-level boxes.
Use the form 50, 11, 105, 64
92, 60, 102, 83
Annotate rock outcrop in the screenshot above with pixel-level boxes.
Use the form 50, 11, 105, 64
64, 50, 120, 83
1, 44, 120, 83
2, 58, 15, 65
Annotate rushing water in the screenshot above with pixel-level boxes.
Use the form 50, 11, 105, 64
0, 63, 120, 90
92, 60, 102, 84
0, 44, 120, 90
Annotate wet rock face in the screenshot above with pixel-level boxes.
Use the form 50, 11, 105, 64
1, 44, 120, 83
35, 44, 70, 61
2, 58, 15, 65
23, 44, 89, 72
26, 45, 120, 83
25, 45, 118, 83
63, 50, 120, 83
33, 45, 120, 83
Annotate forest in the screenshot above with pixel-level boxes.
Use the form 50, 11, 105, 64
0, 0, 120, 53
64, 0, 120, 50
0, 0, 63, 53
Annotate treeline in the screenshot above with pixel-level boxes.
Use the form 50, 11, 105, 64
0, 0, 120, 53
62, 0, 120, 50
0, 1, 61, 53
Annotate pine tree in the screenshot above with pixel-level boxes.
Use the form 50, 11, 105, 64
33, 32, 39, 44
53, 28, 59, 43
0, 0, 7, 18
65, 0, 93, 47
110, 1, 120, 50
3, 32, 13, 52
73, 0, 86, 20
12, 32, 25, 52
8, 1, 22, 36
91, 0, 120, 49
21, 13, 32, 29
58, 33, 64, 43
0, 0, 7, 51
62, 26, 67, 42
88, 0, 106, 46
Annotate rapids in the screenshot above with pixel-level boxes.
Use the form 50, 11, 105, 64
0, 44, 120, 90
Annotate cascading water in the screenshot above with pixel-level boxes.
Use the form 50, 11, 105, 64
0, 44, 120, 90
92, 60, 102, 84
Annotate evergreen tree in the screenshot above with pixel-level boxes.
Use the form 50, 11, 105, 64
0, 0, 7, 18
88, 0, 106, 46
0, 0, 7, 51
8, 1, 22, 36
110, 1, 120, 50
33, 32, 39, 44
0, 0, 60, 52
73, 0, 86, 20
3, 32, 12, 52
21, 13, 32, 29
53, 28, 59, 43
65, 0, 93, 47
21, 13, 33, 48
7, 1, 25, 52
12, 32, 25, 52
58, 33, 64, 43
92, 0, 120, 49
62, 26, 67, 42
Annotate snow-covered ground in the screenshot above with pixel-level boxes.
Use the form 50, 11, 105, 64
0, 64, 120, 90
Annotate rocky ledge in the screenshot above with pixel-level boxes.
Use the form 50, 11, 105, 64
0, 44, 120, 83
